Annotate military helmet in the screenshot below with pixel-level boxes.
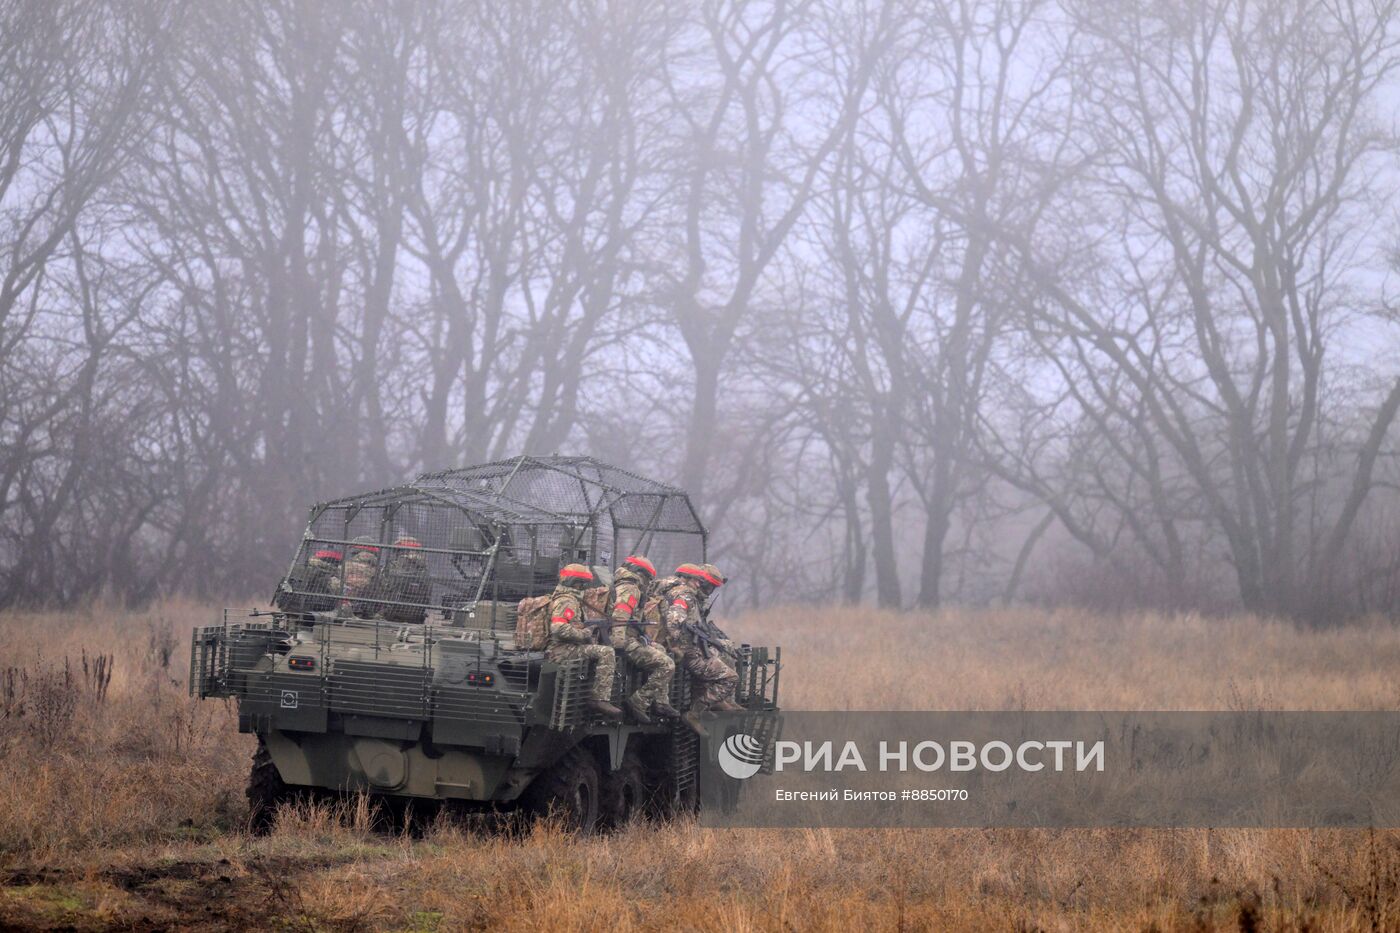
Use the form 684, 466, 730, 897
676, 562, 724, 593
699, 563, 727, 587
349, 535, 380, 557
312, 548, 343, 564
622, 554, 656, 579
558, 563, 594, 589
392, 535, 426, 567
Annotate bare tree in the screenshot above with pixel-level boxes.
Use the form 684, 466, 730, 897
0, 0, 170, 603
654, 0, 893, 509
784, 0, 1076, 607
996, 0, 1400, 615
2, 0, 1399, 616
405, 2, 670, 468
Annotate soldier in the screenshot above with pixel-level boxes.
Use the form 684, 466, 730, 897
382, 535, 431, 625
281, 545, 342, 614
608, 555, 679, 724
546, 564, 623, 719
307, 546, 342, 578
338, 536, 382, 618
658, 562, 742, 736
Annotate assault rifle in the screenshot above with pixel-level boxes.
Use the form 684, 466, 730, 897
679, 620, 738, 660
583, 617, 655, 646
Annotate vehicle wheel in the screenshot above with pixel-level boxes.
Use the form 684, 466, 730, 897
672, 780, 699, 819
600, 752, 648, 831
524, 748, 601, 833
246, 739, 288, 835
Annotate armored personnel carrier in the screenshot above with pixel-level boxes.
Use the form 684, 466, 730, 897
190, 456, 780, 831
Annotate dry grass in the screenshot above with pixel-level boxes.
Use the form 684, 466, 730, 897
3, 601, 1400, 930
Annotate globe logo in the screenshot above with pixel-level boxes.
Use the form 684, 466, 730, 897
717, 732, 766, 780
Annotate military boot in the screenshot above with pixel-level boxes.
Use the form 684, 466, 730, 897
680, 706, 711, 734
588, 699, 623, 720
651, 699, 681, 719
624, 694, 652, 724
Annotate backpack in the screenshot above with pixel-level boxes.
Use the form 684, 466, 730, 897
580, 585, 611, 617
514, 594, 552, 650
640, 594, 663, 625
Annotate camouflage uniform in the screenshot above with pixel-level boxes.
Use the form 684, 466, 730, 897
658, 565, 739, 709
291, 547, 342, 613
546, 564, 620, 716
307, 548, 341, 581
608, 557, 676, 720
338, 537, 382, 618
382, 535, 431, 625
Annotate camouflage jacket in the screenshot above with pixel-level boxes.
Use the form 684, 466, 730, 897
336, 553, 381, 617
381, 554, 429, 624
655, 575, 734, 656
547, 586, 592, 646
277, 556, 341, 614
304, 557, 341, 595
342, 553, 378, 591
609, 567, 655, 643
386, 554, 430, 602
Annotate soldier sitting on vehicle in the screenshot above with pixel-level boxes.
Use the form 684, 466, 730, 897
657, 562, 742, 735
608, 555, 680, 724
381, 535, 431, 625
546, 564, 623, 720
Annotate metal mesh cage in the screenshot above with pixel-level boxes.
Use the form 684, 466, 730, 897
273, 456, 707, 622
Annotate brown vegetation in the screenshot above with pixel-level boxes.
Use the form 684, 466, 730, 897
4, 602, 1400, 931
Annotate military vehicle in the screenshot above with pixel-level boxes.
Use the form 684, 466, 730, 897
190, 455, 780, 831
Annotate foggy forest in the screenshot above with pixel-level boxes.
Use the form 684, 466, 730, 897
4, 0, 1400, 622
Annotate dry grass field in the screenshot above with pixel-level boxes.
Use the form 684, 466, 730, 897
4, 602, 1400, 931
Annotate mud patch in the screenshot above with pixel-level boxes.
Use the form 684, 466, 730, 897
0, 853, 349, 932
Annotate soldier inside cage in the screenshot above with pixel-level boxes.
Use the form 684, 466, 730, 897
336, 535, 384, 618
381, 535, 432, 624
278, 542, 343, 614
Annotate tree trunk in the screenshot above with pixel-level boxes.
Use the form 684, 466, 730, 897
867, 416, 901, 608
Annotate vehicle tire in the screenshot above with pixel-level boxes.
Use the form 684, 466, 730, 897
672, 779, 699, 820
246, 739, 289, 835
524, 747, 601, 833
600, 752, 648, 831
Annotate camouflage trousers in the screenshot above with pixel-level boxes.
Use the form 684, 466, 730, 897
614, 638, 674, 708
681, 648, 737, 707
547, 643, 616, 702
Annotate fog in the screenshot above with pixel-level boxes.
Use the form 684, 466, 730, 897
3, 0, 1399, 620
